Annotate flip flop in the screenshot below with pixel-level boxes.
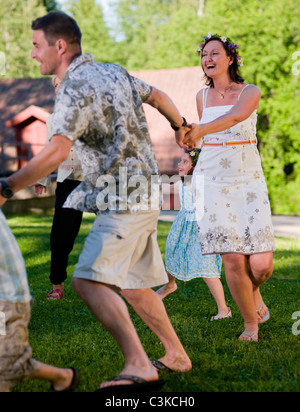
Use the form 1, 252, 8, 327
239, 331, 259, 342
95, 375, 165, 393
51, 368, 80, 392
257, 301, 270, 324
151, 359, 175, 373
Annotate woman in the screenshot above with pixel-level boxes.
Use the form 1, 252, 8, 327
184, 33, 275, 342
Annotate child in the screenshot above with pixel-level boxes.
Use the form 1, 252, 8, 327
156, 149, 232, 321
0, 209, 80, 392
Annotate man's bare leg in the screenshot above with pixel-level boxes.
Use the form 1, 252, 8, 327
122, 288, 192, 372
72, 278, 159, 389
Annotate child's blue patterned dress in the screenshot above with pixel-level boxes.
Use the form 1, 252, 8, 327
165, 182, 222, 281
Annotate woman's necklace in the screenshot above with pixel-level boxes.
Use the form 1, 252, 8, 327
214, 83, 233, 99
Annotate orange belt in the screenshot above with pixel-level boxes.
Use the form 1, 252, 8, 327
204, 140, 257, 147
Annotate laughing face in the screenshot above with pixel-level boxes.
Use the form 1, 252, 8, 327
201, 40, 233, 78
31, 30, 60, 76
178, 152, 193, 177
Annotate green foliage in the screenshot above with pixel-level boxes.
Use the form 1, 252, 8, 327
64, 0, 116, 63
114, 0, 201, 69
0, 0, 47, 78
39, 0, 61, 12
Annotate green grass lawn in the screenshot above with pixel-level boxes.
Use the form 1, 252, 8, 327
5, 214, 300, 393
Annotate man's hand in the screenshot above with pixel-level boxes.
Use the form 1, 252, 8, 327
34, 185, 47, 196
175, 125, 192, 149
183, 124, 205, 149
5, 135, 72, 196
0, 183, 7, 207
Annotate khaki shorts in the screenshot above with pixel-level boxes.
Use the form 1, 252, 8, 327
74, 210, 168, 290
0, 301, 39, 391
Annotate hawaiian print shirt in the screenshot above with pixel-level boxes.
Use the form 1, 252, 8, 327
51, 53, 160, 214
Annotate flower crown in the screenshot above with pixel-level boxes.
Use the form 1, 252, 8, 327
184, 148, 201, 166
197, 33, 244, 67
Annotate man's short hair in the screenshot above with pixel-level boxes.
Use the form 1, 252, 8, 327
32, 12, 82, 47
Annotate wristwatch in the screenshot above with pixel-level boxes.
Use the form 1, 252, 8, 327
171, 117, 188, 131
0, 181, 14, 199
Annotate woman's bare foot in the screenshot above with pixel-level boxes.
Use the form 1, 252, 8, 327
156, 282, 178, 300
257, 301, 270, 323
239, 331, 259, 342
253, 289, 269, 322
239, 321, 259, 342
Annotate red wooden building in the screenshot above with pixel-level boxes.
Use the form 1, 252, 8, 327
5, 105, 50, 169
0, 66, 205, 176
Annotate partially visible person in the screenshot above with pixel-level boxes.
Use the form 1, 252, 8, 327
182, 33, 275, 342
34, 76, 84, 301
0, 208, 80, 392
156, 149, 232, 322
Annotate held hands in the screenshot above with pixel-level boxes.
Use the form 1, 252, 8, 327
175, 123, 205, 149
185, 124, 205, 149
175, 124, 193, 149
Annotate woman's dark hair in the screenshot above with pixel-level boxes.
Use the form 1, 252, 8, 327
32, 12, 82, 47
201, 37, 244, 87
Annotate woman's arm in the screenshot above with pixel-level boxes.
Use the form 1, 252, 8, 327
185, 85, 261, 147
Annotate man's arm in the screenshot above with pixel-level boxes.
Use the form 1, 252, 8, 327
0, 135, 72, 206
145, 87, 191, 148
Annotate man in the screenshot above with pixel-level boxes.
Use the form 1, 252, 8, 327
0, 12, 191, 391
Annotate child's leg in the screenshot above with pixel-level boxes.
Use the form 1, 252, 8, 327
0, 364, 75, 393
30, 362, 75, 391
156, 272, 178, 300
203, 278, 230, 318
0, 301, 78, 392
